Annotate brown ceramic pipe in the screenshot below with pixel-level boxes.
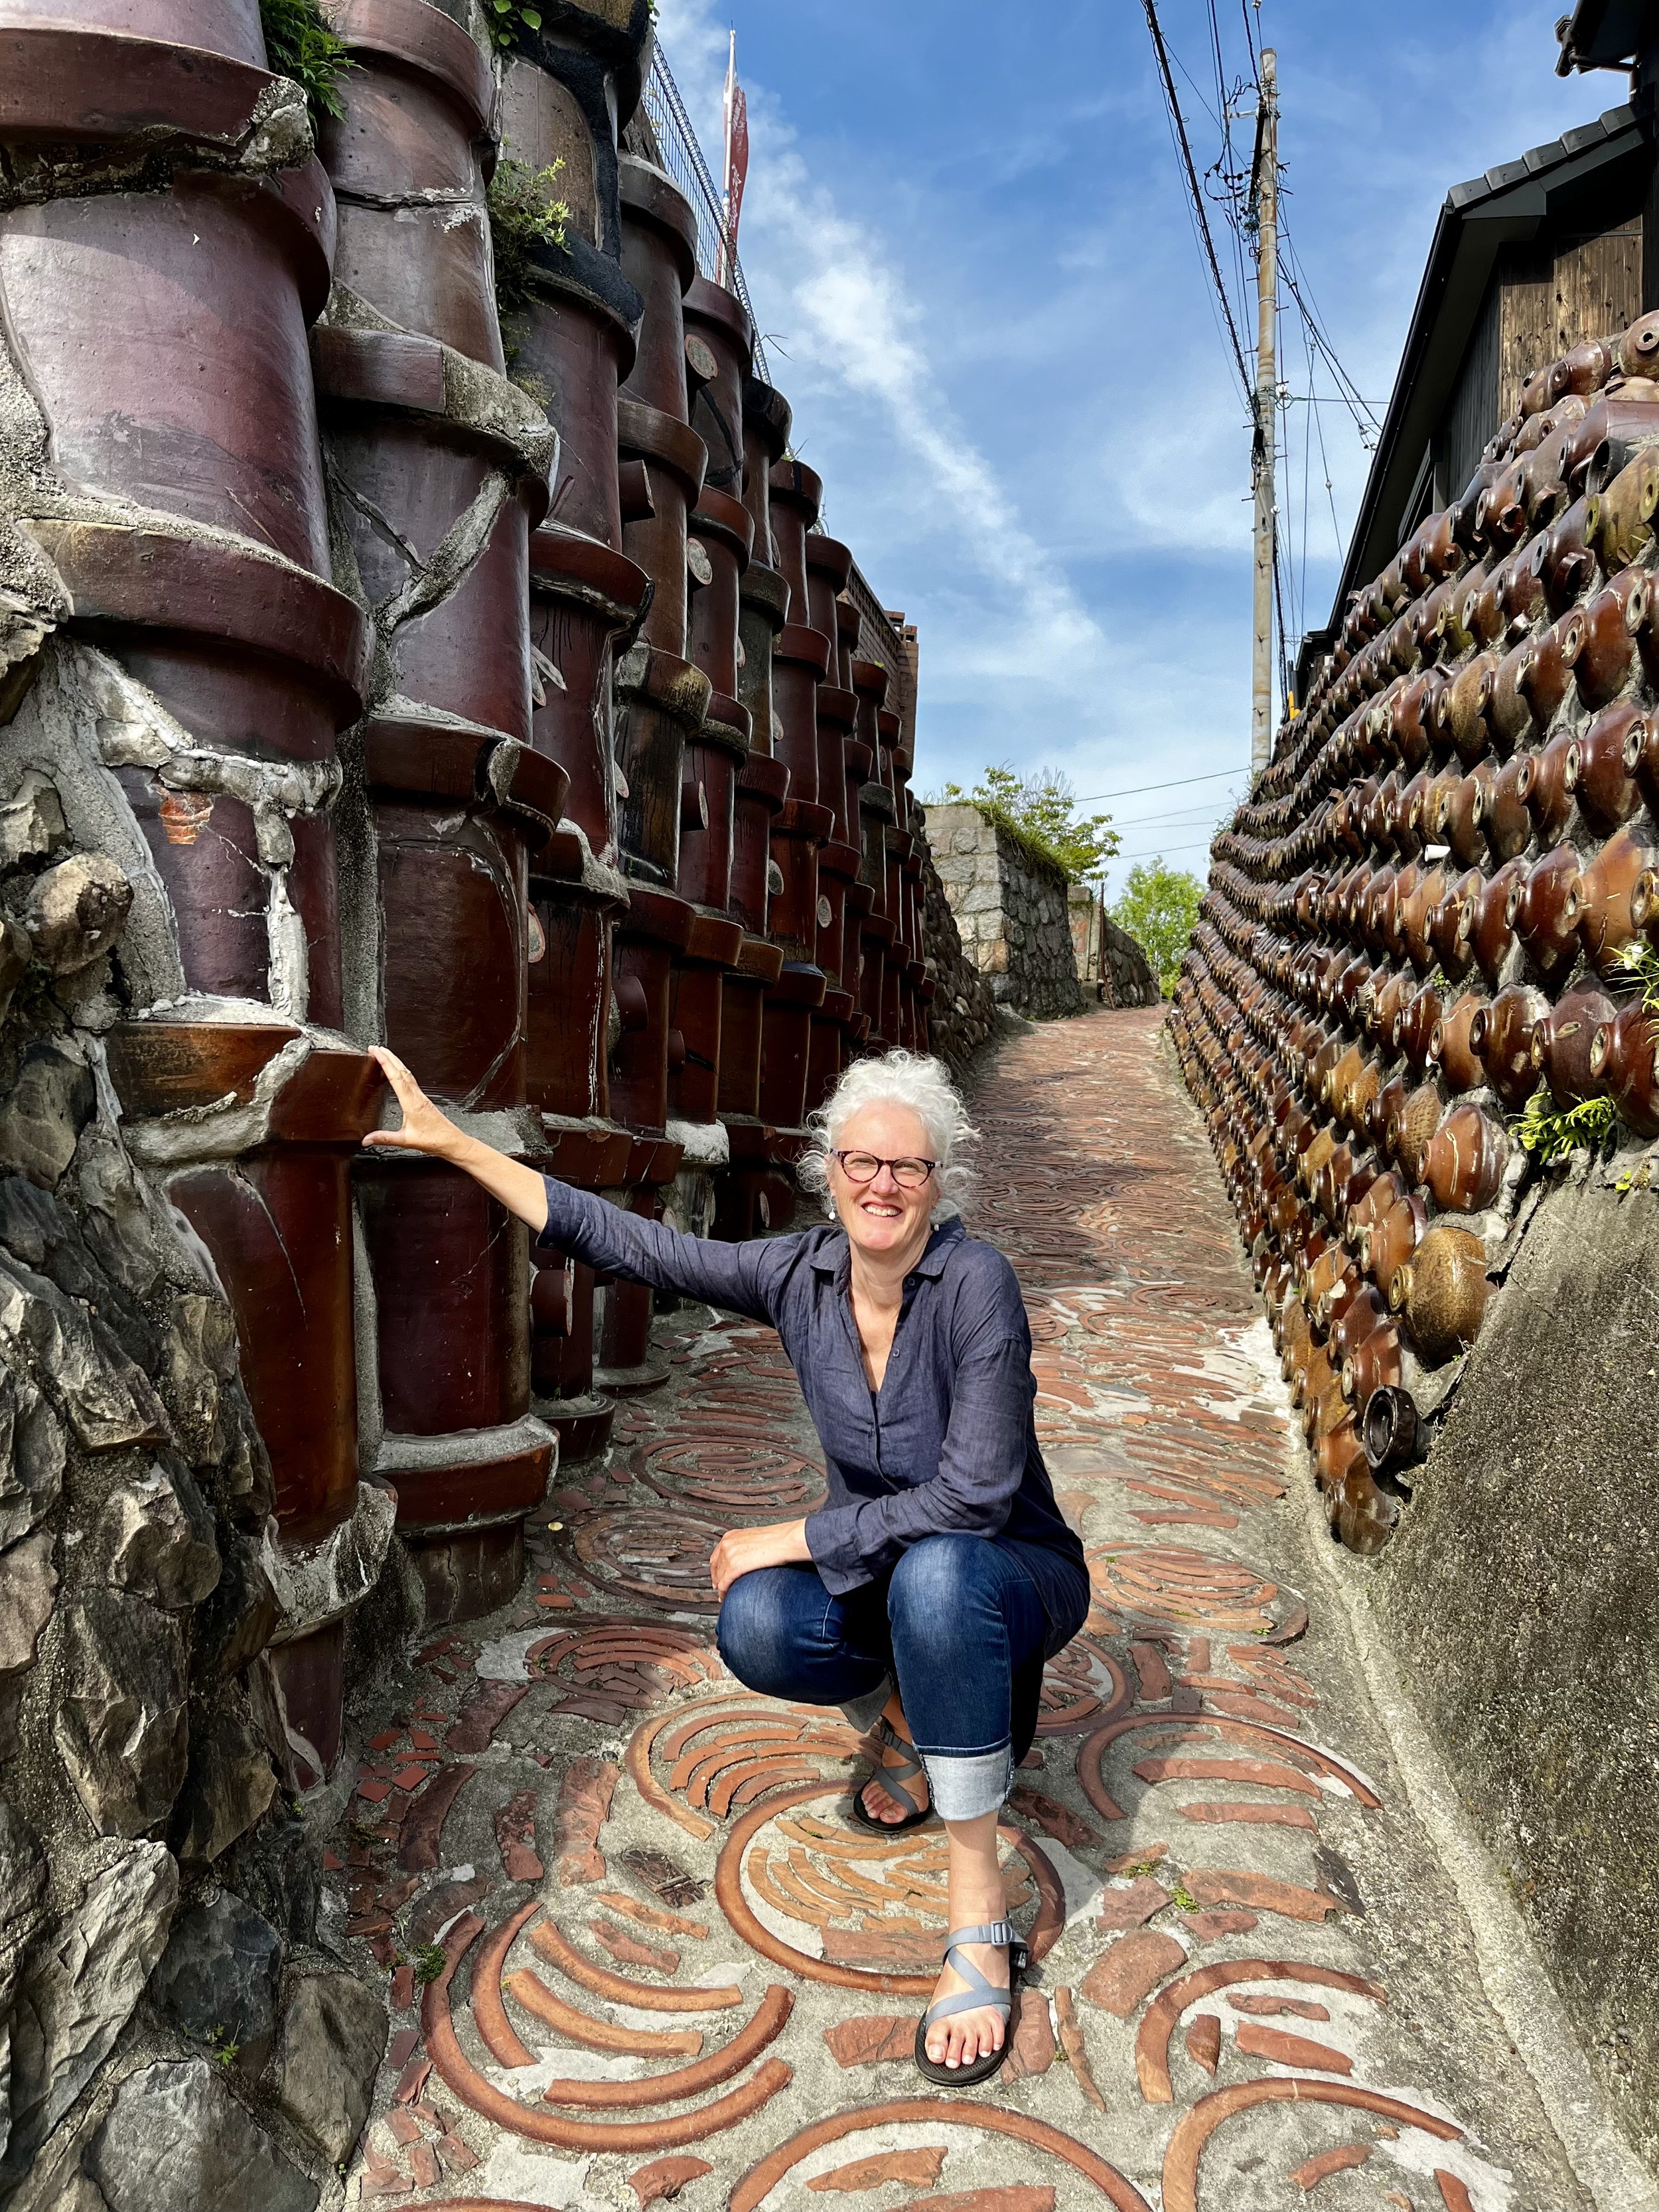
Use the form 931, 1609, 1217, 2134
1430, 992, 1487, 1094
1429, 867, 1482, 980
1530, 980, 1617, 1107
1390, 1221, 1489, 1364
1444, 763, 1494, 867
1368, 1070, 1409, 1156
1469, 984, 1551, 1108
1422, 1102, 1509, 1213
1511, 844, 1584, 983
1362, 1382, 1422, 1475
1590, 999, 1659, 1137
1398, 865, 1447, 974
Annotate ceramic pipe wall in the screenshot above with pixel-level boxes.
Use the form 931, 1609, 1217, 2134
0, 0, 391, 1773
317, 0, 557, 1626
1172, 311, 1659, 1554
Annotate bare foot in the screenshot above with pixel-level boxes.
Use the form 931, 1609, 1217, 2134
924, 1939, 1010, 2069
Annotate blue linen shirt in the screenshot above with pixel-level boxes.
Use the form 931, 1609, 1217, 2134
538, 1179, 1090, 1659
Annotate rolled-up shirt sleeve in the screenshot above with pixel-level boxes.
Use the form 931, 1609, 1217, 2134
537, 1177, 776, 1323
804, 1322, 1033, 1594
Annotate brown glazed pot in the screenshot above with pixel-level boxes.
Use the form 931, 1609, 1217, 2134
1362, 1190, 1426, 1291
1390, 1221, 1490, 1364
1591, 999, 1659, 1136
1516, 729, 1579, 844
1571, 700, 1644, 831
1531, 980, 1617, 1107
1422, 1102, 1509, 1213
1469, 983, 1551, 1108
1511, 843, 1585, 984
1429, 868, 1482, 979
1430, 992, 1487, 1093
1472, 857, 1529, 984
1576, 565, 1649, 707
1585, 445, 1659, 569
1342, 1321, 1404, 1408
1396, 1080, 1445, 1186
1443, 763, 1494, 867
1347, 1167, 1406, 1250
1521, 607, 1585, 725
1540, 495, 1597, 613
1394, 981, 1443, 1072
1331, 1280, 1389, 1363
1484, 752, 1533, 861
1571, 825, 1651, 972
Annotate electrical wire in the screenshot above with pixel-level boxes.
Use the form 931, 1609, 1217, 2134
1142, 0, 1254, 405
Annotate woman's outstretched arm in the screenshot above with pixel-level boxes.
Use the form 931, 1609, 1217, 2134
364, 1047, 780, 1322
364, 1048, 551, 1226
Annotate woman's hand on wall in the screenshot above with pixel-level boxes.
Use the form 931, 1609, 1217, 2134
363, 1047, 550, 1233
364, 1048, 465, 1160
709, 1518, 812, 1599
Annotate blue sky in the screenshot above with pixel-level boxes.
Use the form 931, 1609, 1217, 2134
656, 0, 1626, 891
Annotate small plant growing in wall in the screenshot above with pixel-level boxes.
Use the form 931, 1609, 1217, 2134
1509, 1086, 1619, 1165
483, 0, 545, 52
488, 157, 570, 382
259, 0, 355, 125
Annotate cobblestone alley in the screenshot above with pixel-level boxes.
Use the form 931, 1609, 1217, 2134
335, 1008, 1591, 2212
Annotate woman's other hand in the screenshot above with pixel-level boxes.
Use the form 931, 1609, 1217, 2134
364, 1047, 463, 1160
710, 1518, 812, 1599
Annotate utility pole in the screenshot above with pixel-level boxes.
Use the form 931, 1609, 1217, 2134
1250, 46, 1278, 779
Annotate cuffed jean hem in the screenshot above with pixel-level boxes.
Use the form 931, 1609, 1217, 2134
919, 1743, 1013, 1822
839, 1678, 893, 1733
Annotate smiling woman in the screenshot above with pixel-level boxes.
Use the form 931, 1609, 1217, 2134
364, 1041, 1088, 2090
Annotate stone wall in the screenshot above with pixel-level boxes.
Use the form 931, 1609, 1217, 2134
916, 819, 998, 1074
924, 802, 1082, 1021
1068, 884, 1160, 1007
0, 723, 388, 2209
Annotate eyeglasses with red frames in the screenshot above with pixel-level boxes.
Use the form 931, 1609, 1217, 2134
828, 1149, 939, 1190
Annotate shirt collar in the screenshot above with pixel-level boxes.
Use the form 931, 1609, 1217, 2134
810, 1216, 966, 1281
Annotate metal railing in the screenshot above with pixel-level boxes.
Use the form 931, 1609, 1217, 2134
638, 44, 772, 384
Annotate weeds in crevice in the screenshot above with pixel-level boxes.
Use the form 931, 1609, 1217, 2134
1509, 1085, 1619, 1165
1616, 938, 1659, 1011
488, 155, 571, 364
259, 0, 354, 125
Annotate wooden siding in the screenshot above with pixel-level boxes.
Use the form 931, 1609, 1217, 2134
1496, 218, 1642, 421
1443, 277, 1502, 500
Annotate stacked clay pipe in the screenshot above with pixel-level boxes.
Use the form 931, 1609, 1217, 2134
1, 0, 386, 1772
319, 0, 562, 1624
1172, 307, 1659, 1554
498, 23, 654, 1465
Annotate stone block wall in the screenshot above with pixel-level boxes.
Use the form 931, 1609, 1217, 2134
924, 803, 1082, 1021
916, 816, 998, 1074
1068, 883, 1160, 1007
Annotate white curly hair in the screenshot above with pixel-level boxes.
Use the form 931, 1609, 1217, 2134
797, 1050, 979, 1222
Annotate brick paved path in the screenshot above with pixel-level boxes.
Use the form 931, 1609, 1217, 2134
336, 1007, 1587, 2212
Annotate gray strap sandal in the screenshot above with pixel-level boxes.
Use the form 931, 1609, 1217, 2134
849, 1716, 933, 1832
912, 1918, 1028, 2087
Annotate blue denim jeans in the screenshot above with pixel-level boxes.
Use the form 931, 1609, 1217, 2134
715, 1533, 1048, 1820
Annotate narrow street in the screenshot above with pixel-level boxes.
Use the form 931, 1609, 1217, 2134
338, 1007, 1585, 2212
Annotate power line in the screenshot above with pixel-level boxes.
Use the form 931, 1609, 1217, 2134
1072, 767, 1247, 805
1143, 0, 1253, 404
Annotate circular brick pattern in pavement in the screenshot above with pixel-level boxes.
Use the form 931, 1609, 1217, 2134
715, 1783, 1063, 1994
1086, 1544, 1286, 1633
528, 1619, 723, 1713
1037, 1633, 1131, 1734
569, 1507, 728, 1612
638, 1430, 827, 1513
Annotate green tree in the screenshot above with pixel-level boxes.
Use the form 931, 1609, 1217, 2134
930, 765, 1118, 883
1112, 859, 1204, 997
